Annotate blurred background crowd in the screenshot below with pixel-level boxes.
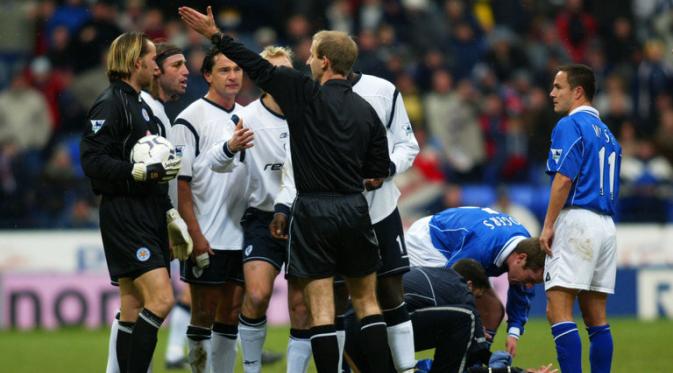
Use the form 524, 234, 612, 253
2, 0, 673, 229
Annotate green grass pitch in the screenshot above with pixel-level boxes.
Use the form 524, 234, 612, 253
0, 318, 671, 372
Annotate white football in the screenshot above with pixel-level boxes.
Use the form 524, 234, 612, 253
130, 135, 176, 164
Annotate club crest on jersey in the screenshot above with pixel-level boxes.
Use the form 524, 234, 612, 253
175, 145, 184, 157
551, 148, 562, 163
404, 124, 413, 135
280, 132, 288, 139
245, 244, 253, 256
141, 108, 150, 122
136, 247, 151, 262
91, 119, 105, 133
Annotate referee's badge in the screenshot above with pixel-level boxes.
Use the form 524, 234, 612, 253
141, 108, 150, 122
136, 247, 151, 262
245, 244, 253, 257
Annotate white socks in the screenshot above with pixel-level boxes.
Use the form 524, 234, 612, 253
387, 320, 416, 371
287, 329, 312, 373
239, 315, 267, 373
165, 303, 190, 363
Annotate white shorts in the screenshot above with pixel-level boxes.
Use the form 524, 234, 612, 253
544, 208, 616, 293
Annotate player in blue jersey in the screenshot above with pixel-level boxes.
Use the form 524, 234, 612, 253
405, 206, 546, 357
542, 64, 621, 373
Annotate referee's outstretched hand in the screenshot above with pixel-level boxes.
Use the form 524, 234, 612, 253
178, 6, 219, 39
270, 213, 289, 240
227, 116, 254, 153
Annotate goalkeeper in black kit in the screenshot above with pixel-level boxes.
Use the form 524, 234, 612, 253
79, 31, 193, 373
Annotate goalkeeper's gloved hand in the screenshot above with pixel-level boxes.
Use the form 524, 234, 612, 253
132, 157, 181, 182
166, 208, 193, 260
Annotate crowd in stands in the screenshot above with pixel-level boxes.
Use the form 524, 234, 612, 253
2, 0, 673, 228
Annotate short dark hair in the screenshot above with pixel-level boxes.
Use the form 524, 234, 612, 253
513, 238, 545, 271
558, 64, 596, 101
201, 46, 222, 78
452, 259, 490, 290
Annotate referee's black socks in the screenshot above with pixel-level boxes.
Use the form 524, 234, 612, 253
310, 324, 339, 373
128, 308, 164, 373
360, 314, 395, 373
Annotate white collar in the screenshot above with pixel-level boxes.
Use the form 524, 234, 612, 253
569, 105, 599, 118
494, 235, 527, 268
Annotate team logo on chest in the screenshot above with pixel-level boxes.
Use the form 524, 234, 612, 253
141, 108, 150, 122
136, 247, 151, 262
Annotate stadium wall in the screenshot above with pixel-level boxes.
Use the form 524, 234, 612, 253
0, 227, 671, 329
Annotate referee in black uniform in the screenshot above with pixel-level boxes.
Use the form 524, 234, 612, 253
80, 32, 186, 373
180, 6, 394, 373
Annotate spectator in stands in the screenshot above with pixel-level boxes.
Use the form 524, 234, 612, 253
0, 71, 52, 152
555, 0, 597, 63
425, 72, 485, 182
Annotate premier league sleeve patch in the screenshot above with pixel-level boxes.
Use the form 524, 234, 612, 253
91, 119, 105, 133
551, 148, 563, 163
136, 247, 151, 262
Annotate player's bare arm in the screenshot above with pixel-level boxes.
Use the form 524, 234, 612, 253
540, 173, 573, 256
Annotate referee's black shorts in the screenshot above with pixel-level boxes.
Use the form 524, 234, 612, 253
100, 194, 171, 285
286, 193, 381, 279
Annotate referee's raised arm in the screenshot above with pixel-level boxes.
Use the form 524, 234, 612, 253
180, 6, 395, 373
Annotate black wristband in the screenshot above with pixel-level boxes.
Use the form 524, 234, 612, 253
222, 141, 235, 158
210, 32, 223, 45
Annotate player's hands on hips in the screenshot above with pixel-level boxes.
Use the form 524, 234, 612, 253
166, 208, 193, 261
132, 157, 181, 182
227, 116, 254, 153
270, 213, 288, 240
178, 6, 219, 39
540, 225, 554, 256
364, 178, 384, 191
506, 335, 518, 358
191, 231, 214, 268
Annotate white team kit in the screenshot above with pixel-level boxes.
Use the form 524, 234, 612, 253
140, 91, 177, 206
544, 105, 622, 294
208, 96, 289, 212
169, 97, 247, 251
351, 74, 419, 224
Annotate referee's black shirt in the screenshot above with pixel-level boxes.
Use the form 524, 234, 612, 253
80, 80, 169, 201
212, 35, 390, 194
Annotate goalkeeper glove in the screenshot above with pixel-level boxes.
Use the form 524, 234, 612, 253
194, 252, 210, 269
166, 208, 192, 260
132, 157, 181, 182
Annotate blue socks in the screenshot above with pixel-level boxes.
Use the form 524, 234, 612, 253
551, 322, 582, 373
587, 324, 612, 373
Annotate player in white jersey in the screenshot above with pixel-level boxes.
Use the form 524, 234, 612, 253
105, 42, 190, 373
206, 46, 311, 373
271, 72, 420, 372
542, 64, 621, 373
170, 46, 246, 373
